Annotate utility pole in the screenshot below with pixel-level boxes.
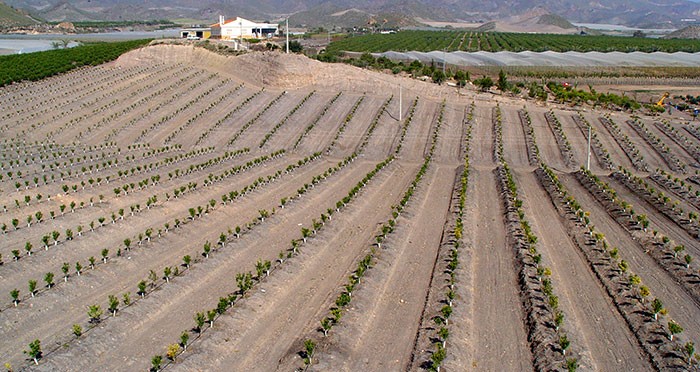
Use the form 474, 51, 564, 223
286, 18, 289, 54
586, 124, 592, 171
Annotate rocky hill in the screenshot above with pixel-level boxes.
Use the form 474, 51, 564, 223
0, 1, 39, 27
665, 25, 700, 39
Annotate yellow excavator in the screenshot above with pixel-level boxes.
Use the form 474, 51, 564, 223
656, 92, 670, 107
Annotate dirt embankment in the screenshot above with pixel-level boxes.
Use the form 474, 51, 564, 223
116, 44, 456, 99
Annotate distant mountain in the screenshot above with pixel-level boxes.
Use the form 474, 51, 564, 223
3, 0, 700, 28
0, 1, 40, 27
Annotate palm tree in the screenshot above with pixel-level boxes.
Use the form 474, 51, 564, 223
431, 342, 446, 371
75, 262, 83, 276
124, 238, 131, 251
438, 327, 449, 348
123, 292, 131, 306
101, 249, 109, 263
684, 254, 693, 269
183, 255, 191, 269
167, 344, 180, 361
25, 241, 33, 256
683, 341, 695, 365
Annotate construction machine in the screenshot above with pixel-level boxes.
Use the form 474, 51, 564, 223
656, 92, 670, 107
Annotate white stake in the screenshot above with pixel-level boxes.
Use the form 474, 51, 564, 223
587, 124, 592, 171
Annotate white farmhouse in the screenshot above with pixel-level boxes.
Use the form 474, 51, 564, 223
211, 16, 279, 40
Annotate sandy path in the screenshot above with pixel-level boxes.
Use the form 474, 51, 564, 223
556, 111, 604, 171
470, 104, 495, 166
610, 112, 669, 171
463, 167, 534, 371
314, 165, 455, 371
259, 91, 338, 151
34, 158, 386, 371
514, 170, 651, 371
526, 105, 566, 169
362, 98, 404, 160
235, 89, 318, 149
560, 174, 700, 345
501, 104, 530, 168
169, 162, 418, 372
399, 99, 439, 161
434, 102, 466, 164
294, 93, 363, 154
581, 112, 635, 171
642, 117, 698, 167
331, 95, 385, 157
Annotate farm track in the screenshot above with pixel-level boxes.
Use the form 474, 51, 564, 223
501, 105, 531, 168
526, 107, 567, 169
2, 45, 700, 371
556, 112, 604, 171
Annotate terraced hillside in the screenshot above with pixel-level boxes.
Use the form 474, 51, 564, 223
1, 44, 699, 371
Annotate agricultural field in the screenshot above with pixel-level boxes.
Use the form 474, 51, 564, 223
327, 30, 700, 53
1, 43, 700, 371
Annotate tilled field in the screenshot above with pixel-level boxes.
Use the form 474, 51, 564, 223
1, 44, 699, 371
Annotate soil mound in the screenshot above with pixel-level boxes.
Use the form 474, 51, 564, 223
115, 43, 452, 98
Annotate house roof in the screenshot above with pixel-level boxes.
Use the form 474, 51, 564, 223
210, 17, 278, 28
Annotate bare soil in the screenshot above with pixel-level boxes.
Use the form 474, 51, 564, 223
1, 44, 698, 371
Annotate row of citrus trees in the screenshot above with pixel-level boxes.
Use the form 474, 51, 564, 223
0, 39, 152, 87
493, 105, 579, 370
540, 164, 695, 368
327, 30, 700, 54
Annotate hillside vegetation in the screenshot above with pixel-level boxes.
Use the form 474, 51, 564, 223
0, 1, 37, 27
327, 30, 700, 53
